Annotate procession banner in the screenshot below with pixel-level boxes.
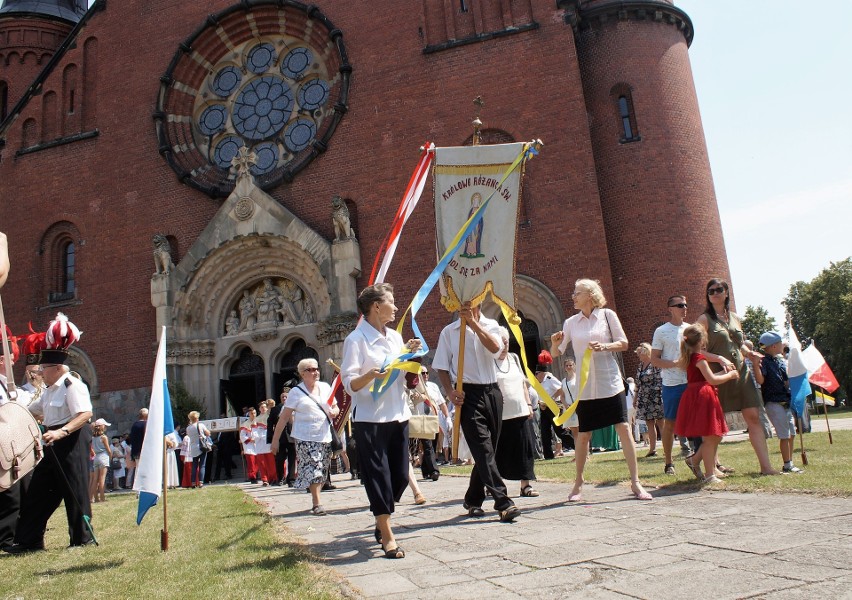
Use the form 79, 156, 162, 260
434, 142, 524, 311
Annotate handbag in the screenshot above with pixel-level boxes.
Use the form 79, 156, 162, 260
197, 423, 213, 453
0, 400, 43, 491
603, 309, 629, 390
408, 414, 440, 440
297, 384, 343, 455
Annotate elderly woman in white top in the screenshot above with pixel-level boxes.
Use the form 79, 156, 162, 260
341, 283, 422, 560
550, 278, 651, 502
494, 327, 538, 498
276, 358, 338, 515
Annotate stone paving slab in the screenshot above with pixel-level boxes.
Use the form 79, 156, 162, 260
245, 468, 852, 600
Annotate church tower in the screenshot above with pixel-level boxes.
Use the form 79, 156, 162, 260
566, 0, 731, 346
0, 0, 86, 120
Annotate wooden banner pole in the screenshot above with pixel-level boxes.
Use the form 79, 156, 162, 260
451, 318, 467, 463
161, 437, 169, 551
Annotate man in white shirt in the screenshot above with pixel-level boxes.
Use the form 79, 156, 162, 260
433, 303, 520, 523
7, 348, 94, 553
650, 295, 691, 475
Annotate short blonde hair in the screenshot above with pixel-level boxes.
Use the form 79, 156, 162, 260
297, 358, 318, 375
575, 278, 606, 308
635, 342, 652, 357
188, 410, 200, 422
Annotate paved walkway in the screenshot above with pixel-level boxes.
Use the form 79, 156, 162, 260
245, 425, 852, 600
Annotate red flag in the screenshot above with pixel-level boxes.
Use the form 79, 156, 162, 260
801, 344, 840, 393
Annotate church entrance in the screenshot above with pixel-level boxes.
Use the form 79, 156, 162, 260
221, 347, 266, 416
273, 339, 319, 396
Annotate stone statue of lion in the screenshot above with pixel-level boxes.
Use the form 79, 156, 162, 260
152, 234, 174, 275
332, 195, 353, 241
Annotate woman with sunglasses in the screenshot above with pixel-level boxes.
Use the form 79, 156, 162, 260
340, 283, 422, 559
277, 358, 339, 515
696, 279, 779, 475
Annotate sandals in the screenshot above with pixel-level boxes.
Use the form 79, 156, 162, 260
520, 485, 539, 497
631, 482, 653, 501
374, 527, 382, 545
310, 505, 326, 516
463, 502, 485, 517
413, 493, 427, 505
499, 506, 521, 523
645, 450, 658, 458
684, 455, 703, 480
382, 545, 405, 559
716, 463, 735, 474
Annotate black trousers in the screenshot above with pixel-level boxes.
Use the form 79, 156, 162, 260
540, 406, 573, 458
353, 420, 409, 516
460, 383, 513, 512
419, 437, 439, 478
0, 472, 31, 548
15, 426, 93, 548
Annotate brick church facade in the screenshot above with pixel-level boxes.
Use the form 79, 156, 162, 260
0, 0, 730, 432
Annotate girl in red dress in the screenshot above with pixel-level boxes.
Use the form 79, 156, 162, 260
674, 325, 739, 484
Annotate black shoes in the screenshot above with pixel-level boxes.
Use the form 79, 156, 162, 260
4, 543, 46, 555
322, 481, 337, 491
430, 471, 440, 482
463, 502, 485, 517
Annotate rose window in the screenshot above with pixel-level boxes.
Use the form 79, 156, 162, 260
155, 2, 351, 197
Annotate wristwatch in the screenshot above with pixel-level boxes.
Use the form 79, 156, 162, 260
61, 426, 70, 435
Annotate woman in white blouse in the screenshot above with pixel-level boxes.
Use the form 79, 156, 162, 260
341, 283, 422, 560
550, 278, 651, 502
277, 358, 338, 515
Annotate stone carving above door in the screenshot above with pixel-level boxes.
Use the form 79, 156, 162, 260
226, 277, 314, 336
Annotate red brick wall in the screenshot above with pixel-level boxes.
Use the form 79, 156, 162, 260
0, 0, 728, 392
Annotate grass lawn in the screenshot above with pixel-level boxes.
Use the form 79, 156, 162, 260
0, 485, 344, 600
813, 405, 852, 420
444, 429, 852, 496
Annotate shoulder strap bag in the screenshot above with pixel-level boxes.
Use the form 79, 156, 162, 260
297, 384, 343, 455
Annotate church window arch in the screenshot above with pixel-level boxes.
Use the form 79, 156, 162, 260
41, 221, 82, 306
22, 118, 38, 148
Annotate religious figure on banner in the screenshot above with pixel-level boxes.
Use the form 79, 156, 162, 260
461, 192, 485, 258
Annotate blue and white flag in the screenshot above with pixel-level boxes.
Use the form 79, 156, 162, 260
786, 325, 812, 418
134, 326, 175, 524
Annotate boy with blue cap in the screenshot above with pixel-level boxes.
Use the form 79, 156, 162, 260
753, 331, 803, 473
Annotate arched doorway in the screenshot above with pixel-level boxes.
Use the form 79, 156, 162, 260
499, 311, 542, 369
274, 339, 319, 395
222, 347, 266, 416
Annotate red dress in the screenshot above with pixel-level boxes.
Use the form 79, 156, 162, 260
675, 353, 729, 438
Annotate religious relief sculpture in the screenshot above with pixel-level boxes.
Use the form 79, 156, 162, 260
331, 195, 354, 241
152, 234, 174, 275
225, 310, 240, 336
225, 278, 314, 335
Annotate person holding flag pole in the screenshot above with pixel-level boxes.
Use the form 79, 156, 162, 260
133, 326, 175, 551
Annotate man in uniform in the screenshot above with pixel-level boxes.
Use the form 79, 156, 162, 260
5, 314, 94, 553
433, 302, 520, 523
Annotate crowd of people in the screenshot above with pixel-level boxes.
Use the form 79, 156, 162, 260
0, 267, 806, 557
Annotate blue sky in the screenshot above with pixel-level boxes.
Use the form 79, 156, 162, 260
677, 0, 852, 327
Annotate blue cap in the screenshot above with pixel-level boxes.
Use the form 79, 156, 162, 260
759, 331, 783, 346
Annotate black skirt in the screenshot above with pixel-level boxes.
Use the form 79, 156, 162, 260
576, 392, 628, 433
495, 416, 536, 481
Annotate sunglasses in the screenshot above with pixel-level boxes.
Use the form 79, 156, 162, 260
707, 286, 726, 295
668, 303, 688, 309
301, 367, 319, 373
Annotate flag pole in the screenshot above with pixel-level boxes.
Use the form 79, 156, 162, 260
162, 437, 169, 551
451, 97, 483, 463
818, 385, 833, 444
794, 413, 808, 466
451, 318, 466, 462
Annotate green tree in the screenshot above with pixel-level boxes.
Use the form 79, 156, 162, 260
783, 258, 852, 397
740, 305, 777, 347
168, 381, 206, 428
